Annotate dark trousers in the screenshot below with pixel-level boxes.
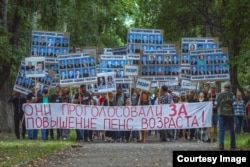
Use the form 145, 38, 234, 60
14, 114, 26, 139
84, 130, 93, 140
76, 129, 84, 141
46, 129, 54, 139
57, 129, 62, 139
124, 131, 131, 141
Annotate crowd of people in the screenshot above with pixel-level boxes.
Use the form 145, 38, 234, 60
8, 82, 250, 149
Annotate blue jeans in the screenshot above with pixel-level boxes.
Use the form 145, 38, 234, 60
41, 129, 48, 140
219, 116, 236, 148
234, 116, 244, 134
76, 129, 84, 141
28, 129, 38, 139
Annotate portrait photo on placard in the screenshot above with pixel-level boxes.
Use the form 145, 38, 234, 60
190, 56, 198, 65
135, 34, 142, 43
171, 66, 179, 76
32, 35, 39, 46
128, 33, 135, 43
47, 37, 55, 47
82, 68, 90, 77
141, 66, 148, 76
189, 43, 196, 51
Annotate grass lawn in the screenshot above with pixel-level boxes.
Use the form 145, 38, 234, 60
0, 130, 77, 167
0, 130, 249, 167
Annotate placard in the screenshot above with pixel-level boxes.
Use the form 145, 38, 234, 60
136, 78, 151, 91
58, 53, 97, 86
124, 65, 139, 76
25, 57, 46, 78
97, 72, 116, 93
181, 80, 198, 90
31, 30, 70, 57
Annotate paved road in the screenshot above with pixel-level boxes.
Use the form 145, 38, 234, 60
31, 136, 217, 167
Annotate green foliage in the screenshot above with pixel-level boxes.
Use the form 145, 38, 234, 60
0, 131, 76, 167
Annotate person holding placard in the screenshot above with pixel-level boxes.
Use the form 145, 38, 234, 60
74, 85, 93, 142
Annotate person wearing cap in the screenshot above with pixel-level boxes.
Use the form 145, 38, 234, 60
8, 91, 27, 139
74, 84, 93, 142
215, 81, 236, 150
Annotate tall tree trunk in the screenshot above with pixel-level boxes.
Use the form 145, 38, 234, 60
230, 38, 241, 95
1, 0, 8, 28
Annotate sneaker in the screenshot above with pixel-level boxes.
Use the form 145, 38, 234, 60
212, 138, 217, 142
166, 137, 171, 142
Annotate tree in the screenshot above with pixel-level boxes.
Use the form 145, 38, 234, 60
154, 0, 250, 94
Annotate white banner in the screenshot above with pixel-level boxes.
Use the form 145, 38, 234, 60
136, 78, 151, 91
23, 102, 212, 130
124, 65, 139, 76
181, 80, 197, 90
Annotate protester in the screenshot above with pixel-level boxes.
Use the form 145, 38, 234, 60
233, 92, 245, 134
124, 97, 133, 142
26, 85, 41, 139
8, 91, 26, 139
208, 85, 218, 142
39, 88, 49, 140
113, 86, 127, 142
159, 85, 173, 142
215, 81, 236, 150
198, 91, 209, 142
138, 92, 150, 143
179, 95, 188, 139
49, 85, 62, 139
103, 92, 116, 142
61, 87, 71, 140
74, 85, 93, 142
187, 90, 198, 141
